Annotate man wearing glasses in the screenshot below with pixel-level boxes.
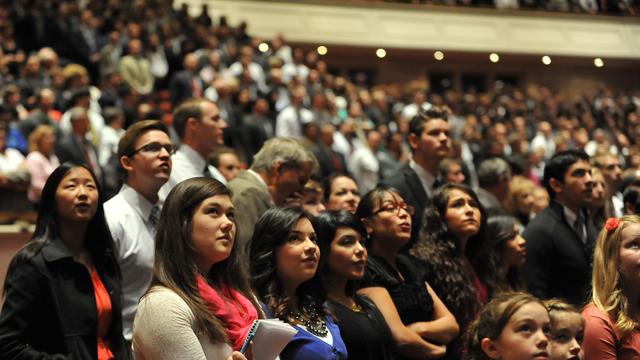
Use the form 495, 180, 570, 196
104, 120, 174, 345
159, 98, 228, 200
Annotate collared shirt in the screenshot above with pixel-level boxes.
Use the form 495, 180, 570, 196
409, 160, 436, 197
563, 205, 586, 244
612, 192, 624, 218
104, 184, 159, 340
275, 106, 314, 139
159, 144, 226, 200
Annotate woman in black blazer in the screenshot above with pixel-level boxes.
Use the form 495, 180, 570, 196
0, 163, 129, 359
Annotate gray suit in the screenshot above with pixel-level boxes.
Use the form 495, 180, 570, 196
228, 170, 274, 251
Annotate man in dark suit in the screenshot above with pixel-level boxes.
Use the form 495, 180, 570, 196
55, 107, 102, 181
168, 53, 204, 106
523, 149, 596, 307
380, 107, 451, 247
313, 123, 346, 179
242, 97, 274, 164
228, 137, 316, 250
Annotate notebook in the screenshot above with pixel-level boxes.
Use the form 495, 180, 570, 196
240, 319, 297, 360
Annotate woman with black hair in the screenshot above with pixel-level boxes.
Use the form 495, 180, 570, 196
323, 173, 361, 214
132, 178, 256, 360
313, 210, 395, 360
0, 163, 129, 359
250, 207, 348, 360
356, 185, 459, 359
410, 183, 490, 359
478, 215, 527, 296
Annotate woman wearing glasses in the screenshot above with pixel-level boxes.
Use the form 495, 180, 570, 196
410, 183, 490, 359
356, 185, 459, 359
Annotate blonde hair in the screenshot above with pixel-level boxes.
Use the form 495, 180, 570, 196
28, 125, 55, 153
504, 175, 535, 215
592, 215, 640, 337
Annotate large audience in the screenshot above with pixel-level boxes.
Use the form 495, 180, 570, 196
1, 1, 640, 360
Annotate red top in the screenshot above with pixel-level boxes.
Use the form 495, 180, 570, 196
91, 268, 114, 360
582, 303, 640, 360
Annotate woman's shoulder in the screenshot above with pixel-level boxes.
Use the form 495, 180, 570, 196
361, 255, 397, 287
582, 303, 613, 323
139, 286, 193, 317
141, 286, 186, 303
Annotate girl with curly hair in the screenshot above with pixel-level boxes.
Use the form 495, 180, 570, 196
250, 207, 347, 359
582, 215, 640, 359
356, 185, 459, 359
410, 183, 490, 358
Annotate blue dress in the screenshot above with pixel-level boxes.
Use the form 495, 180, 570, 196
280, 316, 348, 360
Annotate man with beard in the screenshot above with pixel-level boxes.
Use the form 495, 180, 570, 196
523, 149, 597, 307
104, 120, 173, 344
229, 137, 316, 249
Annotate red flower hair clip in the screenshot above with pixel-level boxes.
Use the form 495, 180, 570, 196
605, 218, 620, 232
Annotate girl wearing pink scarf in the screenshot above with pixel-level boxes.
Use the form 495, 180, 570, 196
133, 178, 261, 360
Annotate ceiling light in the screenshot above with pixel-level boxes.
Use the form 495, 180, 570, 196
594, 58, 604, 68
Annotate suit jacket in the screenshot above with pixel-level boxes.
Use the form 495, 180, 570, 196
380, 163, 428, 250
313, 144, 347, 179
522, 201, 598, 307
56, 134, 91, 166
118, 55, 154, 95
242, 113, 273, 164
0, 238, 130, 359
228, 170, 274, 250
169, 70, 204, 106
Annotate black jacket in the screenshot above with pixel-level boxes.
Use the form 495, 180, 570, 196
380, 163, 428, 250
522, 201, 598, 307
0, 238, 130, 359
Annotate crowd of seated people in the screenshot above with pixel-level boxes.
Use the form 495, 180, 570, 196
1, 1, 640, 359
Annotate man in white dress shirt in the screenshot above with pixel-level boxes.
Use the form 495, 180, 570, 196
104, 120, 173, 342
159, 98, 228, 200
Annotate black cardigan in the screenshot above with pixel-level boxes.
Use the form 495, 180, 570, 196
0, 238, 130, 359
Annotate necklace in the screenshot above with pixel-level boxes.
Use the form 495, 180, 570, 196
290, 303, 328, 337
329, 296, 364, 313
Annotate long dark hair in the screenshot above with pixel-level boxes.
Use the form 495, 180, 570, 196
477, 215, 525, 297
313, 210, 367, 297
4, 162, 119, 293
410, 183, 488, 330
249, 207, 326, 324
149, 177, 260, 344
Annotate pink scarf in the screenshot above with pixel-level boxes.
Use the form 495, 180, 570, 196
196, 275, 259, 350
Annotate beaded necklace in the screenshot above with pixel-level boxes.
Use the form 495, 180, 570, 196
290, 303, 328, 337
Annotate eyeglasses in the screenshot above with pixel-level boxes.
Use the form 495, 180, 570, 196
373, 203, 415, 216
132, 142, 176, 156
